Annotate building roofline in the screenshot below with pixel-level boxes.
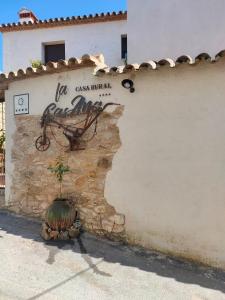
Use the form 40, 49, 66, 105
95, 52, 225, 76
0, 54, 105, 89
0, 51, 225, 90
0, 11, 127, 33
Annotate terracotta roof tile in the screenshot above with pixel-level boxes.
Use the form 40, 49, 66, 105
0, 11, 127, 32
0, 51, 225, 90
0, 54, 105, 88
95, 51, 225, 76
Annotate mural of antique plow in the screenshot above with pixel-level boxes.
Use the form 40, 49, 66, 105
35, 102, 119, 152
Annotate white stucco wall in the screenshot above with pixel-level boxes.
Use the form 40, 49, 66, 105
3, 20, 127, 72
4, 0, 225, 72
127, 0, 225, 63
5, 60, 225, 269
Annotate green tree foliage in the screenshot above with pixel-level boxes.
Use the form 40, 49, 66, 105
48, 156, 70, 198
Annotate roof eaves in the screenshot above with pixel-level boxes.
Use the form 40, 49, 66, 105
0, 54, 105, 89
95, 51, 225, 76
0, 11, 127, 32
1, 50, 224, 90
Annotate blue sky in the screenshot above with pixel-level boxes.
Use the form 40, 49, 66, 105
0, 0, 127, 70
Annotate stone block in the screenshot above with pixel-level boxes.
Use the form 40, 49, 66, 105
75, 176, 88, 188
102, 219, 114, 233
40, 224, 51, 241
49, 230, 59, 240
68, 228, 80, 238
114, 214, 125, 225
97, 157, 112, 169
42, 222, 49, 231
108, 213, 125, 225
88, 170, 97, 178
112, 224, 125, 234
79, 207, 97, 218
94, 205, 106, 214
58, 231, 70, 240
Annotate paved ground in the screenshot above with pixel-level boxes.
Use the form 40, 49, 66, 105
0, 210, 225, 300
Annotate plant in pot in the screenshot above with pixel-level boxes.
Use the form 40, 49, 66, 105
30, 59, 43, 68
41, 156, 79, 240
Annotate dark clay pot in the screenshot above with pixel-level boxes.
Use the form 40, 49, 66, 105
45, 198, 76, 231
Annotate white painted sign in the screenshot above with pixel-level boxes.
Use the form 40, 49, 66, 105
14, 94, 29, 115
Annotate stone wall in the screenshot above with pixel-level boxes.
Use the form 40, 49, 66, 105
7, 106, 126, 239
0, 194, 4, 209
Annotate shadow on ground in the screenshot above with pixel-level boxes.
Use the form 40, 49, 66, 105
0, 210, 225, 296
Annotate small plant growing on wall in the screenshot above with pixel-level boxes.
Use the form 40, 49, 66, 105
0, 130, 5, 153
30, 60, 43, 68
41, 156, 79, 240
48, 156, 70, 198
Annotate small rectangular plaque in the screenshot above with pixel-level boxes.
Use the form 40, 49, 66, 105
14, 94, 29, 115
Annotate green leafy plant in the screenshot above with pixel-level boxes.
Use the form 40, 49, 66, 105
30, 59, 43, 68
46, 157, 75, 232
48, 156, 70, 198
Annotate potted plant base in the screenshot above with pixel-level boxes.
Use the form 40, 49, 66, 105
40, 157, 81, 241
41, 210, 80, 241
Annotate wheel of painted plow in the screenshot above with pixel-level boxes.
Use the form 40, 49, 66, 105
35, 135, 50, 151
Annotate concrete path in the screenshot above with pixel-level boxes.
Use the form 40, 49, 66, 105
0, 210, 225, 300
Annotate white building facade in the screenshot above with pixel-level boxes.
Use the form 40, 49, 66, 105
2, 1, 225, 270
1, 11, 127, 73
2, 0, 225, 72
127, 0, 225, 63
